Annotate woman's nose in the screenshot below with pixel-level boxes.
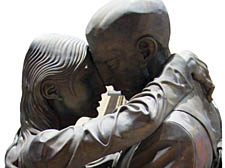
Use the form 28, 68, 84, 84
92, 70, 107, 94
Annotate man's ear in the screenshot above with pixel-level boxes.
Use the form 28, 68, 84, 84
41, 80, 62, 101
136, 36, 158, 62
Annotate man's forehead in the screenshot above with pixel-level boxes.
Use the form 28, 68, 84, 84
91, 43, 127, 61
94, 54, 120, 64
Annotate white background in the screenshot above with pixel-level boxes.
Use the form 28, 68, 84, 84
0, 0, 224, 166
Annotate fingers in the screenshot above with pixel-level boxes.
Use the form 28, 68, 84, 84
178, 51, 215, 102
192, 61, 214, 102
202, 68, 214, 102
206, 80, 214, 102
196, 57, 208, 69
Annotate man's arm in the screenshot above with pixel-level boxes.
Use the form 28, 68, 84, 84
21, 55, 208, 168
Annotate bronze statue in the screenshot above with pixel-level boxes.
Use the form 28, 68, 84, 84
86, 0, 222, 167
4, 0, 221, 167
5, 32, 214, 168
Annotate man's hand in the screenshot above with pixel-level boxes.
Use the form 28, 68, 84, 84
178, 50, 214, 102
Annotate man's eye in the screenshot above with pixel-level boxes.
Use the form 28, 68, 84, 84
107, 58, 119, 71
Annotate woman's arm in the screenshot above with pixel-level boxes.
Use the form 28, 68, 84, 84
21, 54, 210, 168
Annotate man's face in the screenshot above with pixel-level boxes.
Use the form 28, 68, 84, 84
91, 39, 150, 99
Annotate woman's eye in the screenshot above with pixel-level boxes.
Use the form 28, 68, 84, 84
81, 77, 88, 83
81, 73, 90, 83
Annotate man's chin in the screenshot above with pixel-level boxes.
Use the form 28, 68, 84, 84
86, 109, 99, 118
122, 90, 138, 100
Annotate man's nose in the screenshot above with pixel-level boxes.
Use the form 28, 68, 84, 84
95, 63, 113, 86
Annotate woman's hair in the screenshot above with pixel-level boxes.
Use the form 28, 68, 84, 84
5, 34, 88, 168
20, 34, 88, 132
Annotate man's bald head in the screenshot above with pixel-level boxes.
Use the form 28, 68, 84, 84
86, 0, 171, 99
86, 0, 170, 51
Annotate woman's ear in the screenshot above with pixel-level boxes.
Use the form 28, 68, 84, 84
136, 36, 158, 62
41, 80, 62, 101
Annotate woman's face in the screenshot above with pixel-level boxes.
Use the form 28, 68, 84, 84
57, 54, 107, 118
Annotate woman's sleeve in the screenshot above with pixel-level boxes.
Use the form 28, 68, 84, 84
20, 55, 193, 168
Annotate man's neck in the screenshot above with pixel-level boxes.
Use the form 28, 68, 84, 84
147, 51, 169, 82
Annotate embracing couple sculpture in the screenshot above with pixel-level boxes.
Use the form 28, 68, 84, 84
5, 0, 222, 167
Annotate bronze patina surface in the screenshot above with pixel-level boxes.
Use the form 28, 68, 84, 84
5, 0, 221, 167
86, 0, 222, 167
